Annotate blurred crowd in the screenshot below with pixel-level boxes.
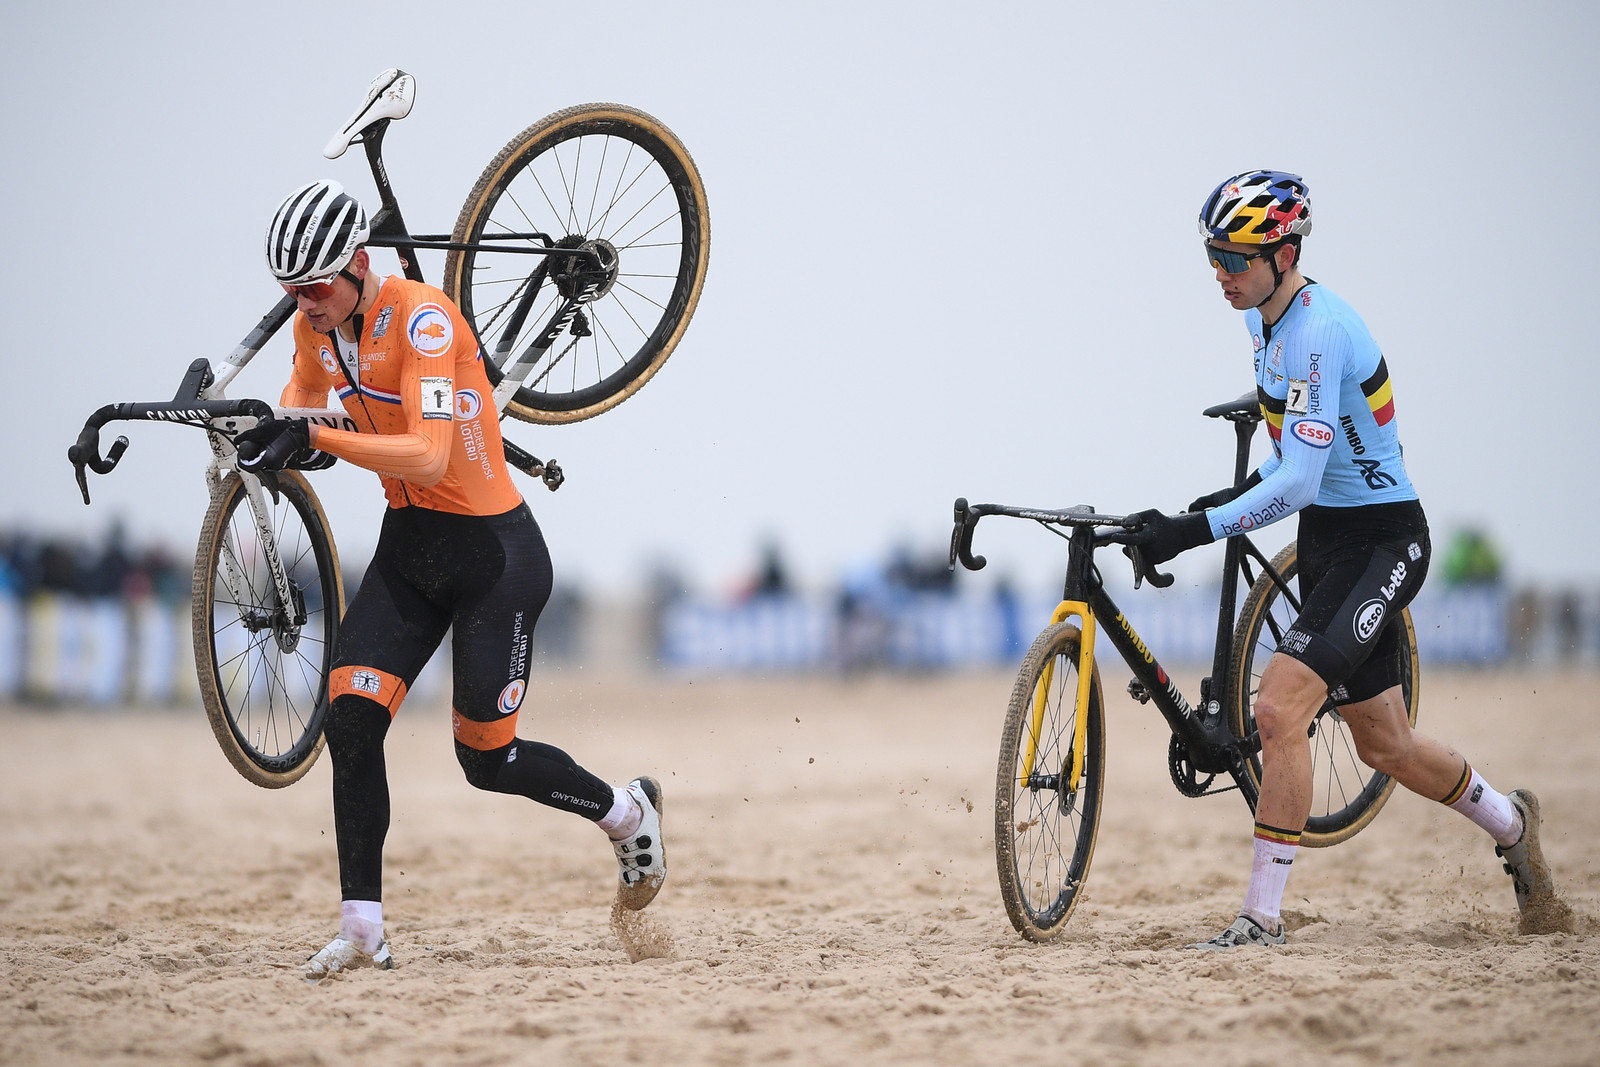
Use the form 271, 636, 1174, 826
1, 524, 1596, 707
0, 524, 191, 704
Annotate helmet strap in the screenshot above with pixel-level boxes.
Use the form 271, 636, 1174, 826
1252, 240, 1292, 310
333, 269, 366, 333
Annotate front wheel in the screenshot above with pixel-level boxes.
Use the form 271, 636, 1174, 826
192, 471, 344, 788
1227, 541, 1420, 847
443, 103, 710, 424
995, 621, 1106, 941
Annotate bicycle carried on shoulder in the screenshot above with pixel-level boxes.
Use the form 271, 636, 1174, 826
66, 69, 710, 789
949, 393, 1419, 941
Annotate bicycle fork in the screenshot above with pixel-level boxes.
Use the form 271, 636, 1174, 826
1022, 599, 1097, 795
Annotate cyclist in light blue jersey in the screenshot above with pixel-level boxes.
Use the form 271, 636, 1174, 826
1126, 170, 1566, 949
1211, 282, 1416, 539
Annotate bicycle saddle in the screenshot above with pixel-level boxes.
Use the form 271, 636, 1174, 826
1202, 391, 1260, 422
324, 68, 415, 160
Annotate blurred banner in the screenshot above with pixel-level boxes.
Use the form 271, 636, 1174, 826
656, 583, 1593, 674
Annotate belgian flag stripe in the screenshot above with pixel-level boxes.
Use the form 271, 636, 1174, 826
1258, 386, 1284, 440
1254, 822, 1302, 846
1441, 764, 1474, 806
1361, 358, 1396, 425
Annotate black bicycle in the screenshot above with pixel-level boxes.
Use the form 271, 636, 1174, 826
949, 393, 1419, 941
67, 69, 710, 788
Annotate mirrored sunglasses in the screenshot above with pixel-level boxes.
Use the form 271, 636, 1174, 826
1205, 243, 1271, 274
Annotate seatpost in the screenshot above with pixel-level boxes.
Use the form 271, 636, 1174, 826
360, 120, 424, 283
1231, 416, 1255, 486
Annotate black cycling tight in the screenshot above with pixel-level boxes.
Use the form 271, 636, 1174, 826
325, 694, 614, 901
323, 504, 615, 902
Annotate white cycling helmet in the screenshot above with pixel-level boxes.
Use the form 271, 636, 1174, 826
265, 180, 370, 285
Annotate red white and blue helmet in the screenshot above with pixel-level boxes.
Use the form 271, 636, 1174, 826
265, 180, 370, 284
1199, 170, 1312, 245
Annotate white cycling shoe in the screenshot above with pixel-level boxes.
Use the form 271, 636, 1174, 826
613, 777, 666, 911
1186, 914, 1286, 951
303, 936, 394, 981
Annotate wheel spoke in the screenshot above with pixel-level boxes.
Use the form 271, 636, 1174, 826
445, 107, 705, 423
199, 475, 338, 783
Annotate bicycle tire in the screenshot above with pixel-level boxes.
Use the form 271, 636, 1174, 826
1226, 541, 1420, 847
192, 470, 344, 788
443, 103, 710, 424
995, 621, 1106, 941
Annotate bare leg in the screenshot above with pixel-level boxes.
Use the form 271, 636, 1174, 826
1251, 653, 1334, 832
1335, 685, 1466, 801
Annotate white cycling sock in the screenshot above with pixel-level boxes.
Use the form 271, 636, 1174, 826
1442, 765, 1522, 847
597, 785, 641, 839
339, 899, 384, 953
1240, 824, 1300, 931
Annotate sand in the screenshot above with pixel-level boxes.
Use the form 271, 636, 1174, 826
2, 668, 1597, 1066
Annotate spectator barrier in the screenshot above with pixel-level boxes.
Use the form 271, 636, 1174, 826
659, 583, 1537, 673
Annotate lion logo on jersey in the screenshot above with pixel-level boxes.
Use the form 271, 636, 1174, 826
318, 344, 339, 376
407, 303, 453, 356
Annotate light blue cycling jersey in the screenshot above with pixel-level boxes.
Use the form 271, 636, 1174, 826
1205, 282, 1417, 541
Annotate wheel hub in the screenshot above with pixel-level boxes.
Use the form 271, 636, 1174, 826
274, 618, 301, 655
553, 236, 619, 302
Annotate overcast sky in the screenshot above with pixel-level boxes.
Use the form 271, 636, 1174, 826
4, 1, 1596, 597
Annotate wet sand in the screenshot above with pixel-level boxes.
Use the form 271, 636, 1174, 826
2, 668, 1596, 1065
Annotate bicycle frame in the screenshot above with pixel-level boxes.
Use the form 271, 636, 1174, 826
72, 74, 579, 499
203, 133, 604, 412
952, 395, 1302, 812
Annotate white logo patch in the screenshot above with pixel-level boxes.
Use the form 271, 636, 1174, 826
351, 669, 383, 695
420, 376, 453, 419
1291, 418, 1334, 449
318, 344, 339, 376
408, 303, 453, 356
1353, 599, 1386, 644
1408, 542, 1422, 562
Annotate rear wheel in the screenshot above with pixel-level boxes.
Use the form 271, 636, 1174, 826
1227, 542, 1420, 846
995, 621, 1105, 941
443, 103, 710, 424
192, 471, 343, 788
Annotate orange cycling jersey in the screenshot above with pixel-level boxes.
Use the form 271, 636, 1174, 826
282, 276, 522, 517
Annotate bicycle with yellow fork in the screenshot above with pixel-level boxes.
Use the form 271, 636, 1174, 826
948, 393, 1419, 941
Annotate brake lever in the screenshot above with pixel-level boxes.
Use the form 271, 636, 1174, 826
949, 497, 986, 571
1121, 543, 1175, 589
67, 417, 130, 505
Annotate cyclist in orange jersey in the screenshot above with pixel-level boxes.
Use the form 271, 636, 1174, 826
238, 180, 665, 980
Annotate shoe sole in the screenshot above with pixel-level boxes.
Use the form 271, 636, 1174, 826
1508, 789, 1571, 935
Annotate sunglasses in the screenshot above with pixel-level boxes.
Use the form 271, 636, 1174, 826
281, 266, 362, 301
282, 278, 344, 300
1205, 243, 1273, 274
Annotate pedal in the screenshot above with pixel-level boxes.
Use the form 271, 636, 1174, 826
1127, 679, 1152, 704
